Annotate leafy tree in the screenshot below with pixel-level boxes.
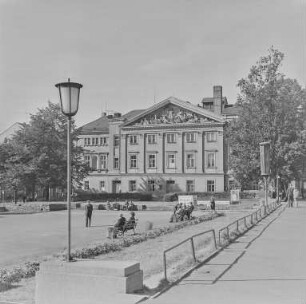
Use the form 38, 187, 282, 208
0, 101, 89, 200
226, 47, 306, 190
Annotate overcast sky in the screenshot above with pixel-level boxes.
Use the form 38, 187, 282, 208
0, 0, 305, 131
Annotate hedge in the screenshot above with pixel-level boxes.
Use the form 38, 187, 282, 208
74, 191, 153, 202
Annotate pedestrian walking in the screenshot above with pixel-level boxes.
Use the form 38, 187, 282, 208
293, 187, 299, 208
85, 200, 93, 227
286, 185, 294, 208
210, 195, 216, 211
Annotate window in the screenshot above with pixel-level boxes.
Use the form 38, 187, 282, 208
147, 134, 157, 144
100, 137, 107, 145
167, 153, 176, 169
207, 132, 217, 142
129, 135, 138, 145
84, 181, 89, 190
91, 138, 95, 145
84, 138, 88, 146
114, 157, 119, 169
100, 154, 108, 170
100, 181, 105, 191
148, 180, 156, 191
91, 155, 98, 170
84, 155, 90, 166
167, 133, 176, 143
186, 153, 195, 169
114, 135, 120, 146
129, 180, 136, 192
95, 138, 99, 145
130, 155, 137, 168
148, 154, 156, 168
186, 132, 196, 143
207, 180, 215, 192
186, 180, 195, 192
207, 152, 216, 168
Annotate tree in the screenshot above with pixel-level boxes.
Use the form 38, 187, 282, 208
226, 47, 306, 190
0, 101, 89, 200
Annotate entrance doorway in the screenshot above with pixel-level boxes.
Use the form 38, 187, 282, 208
112, 180, 121, 193
166, 180, 175, 193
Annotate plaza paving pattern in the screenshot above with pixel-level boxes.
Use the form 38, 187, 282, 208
147, 202, 306, 304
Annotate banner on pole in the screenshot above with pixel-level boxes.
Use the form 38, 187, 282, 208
260, 141, 270, 176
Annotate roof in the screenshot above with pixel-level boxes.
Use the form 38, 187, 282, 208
121, 109, 145, 121
201, 97, 228, 104
222, 105, 242, 116
78, 116, 110, 135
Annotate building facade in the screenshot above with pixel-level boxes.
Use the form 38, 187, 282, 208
78, 86, 232, 194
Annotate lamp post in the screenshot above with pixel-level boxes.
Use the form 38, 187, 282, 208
55, 78, 83, 261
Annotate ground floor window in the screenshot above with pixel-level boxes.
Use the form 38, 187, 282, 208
207, 180, 215, 192
129, 180, 137, 192
148, 180, 157, 191
99, 181, 105, 192
166, 180, 175, 193
186, 180, 195, 192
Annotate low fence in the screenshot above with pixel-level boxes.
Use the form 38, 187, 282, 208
163, 229, 217, 281
163, 200, 280, 281
218, 201, 279, 247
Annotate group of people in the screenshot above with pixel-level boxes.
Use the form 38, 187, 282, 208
85, 200, 137, 232
113, 211, 137, 237
170, 202, 194, 222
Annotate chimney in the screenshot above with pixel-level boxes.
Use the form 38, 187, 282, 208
213, 85, 222, 115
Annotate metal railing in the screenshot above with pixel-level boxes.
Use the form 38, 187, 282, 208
162, 200, 280, 281
163, 229, 217, 281
218, 201, 279, 246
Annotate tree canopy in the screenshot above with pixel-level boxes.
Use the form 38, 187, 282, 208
226, 47, 306, 189
0, 101, 89, 200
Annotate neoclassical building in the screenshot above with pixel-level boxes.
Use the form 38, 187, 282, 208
78, 86, 235, 194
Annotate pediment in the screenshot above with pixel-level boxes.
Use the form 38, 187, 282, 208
123, 97, 224, 127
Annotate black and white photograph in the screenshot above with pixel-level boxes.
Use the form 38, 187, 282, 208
0, 0, 305, 303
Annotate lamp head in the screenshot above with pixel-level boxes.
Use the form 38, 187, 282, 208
55, 78, 83, 117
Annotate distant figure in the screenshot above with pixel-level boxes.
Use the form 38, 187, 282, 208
85, 200, 93, 227
293, 187, 299, 208
286, 185, 294, 208
210, 196, 216, 211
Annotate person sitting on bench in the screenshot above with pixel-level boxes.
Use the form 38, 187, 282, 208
114, 214, 126, 232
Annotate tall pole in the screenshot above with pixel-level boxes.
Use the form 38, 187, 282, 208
264, 176, 268, 207
67, 116, 72, 261
276, 176, 279, 203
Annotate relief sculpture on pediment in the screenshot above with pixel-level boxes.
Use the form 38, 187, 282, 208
134, 105, 213, 126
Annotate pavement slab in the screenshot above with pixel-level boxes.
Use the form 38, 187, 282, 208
148, 203, 306, 304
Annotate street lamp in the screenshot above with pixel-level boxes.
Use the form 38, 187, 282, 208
55, 78, 83, 261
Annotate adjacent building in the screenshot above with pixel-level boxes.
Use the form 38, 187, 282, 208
78, 86, 235, 194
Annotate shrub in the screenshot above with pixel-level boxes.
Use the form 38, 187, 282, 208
74, 190, 153, 202
98, 204, 106, 210
163, 193, 178, 202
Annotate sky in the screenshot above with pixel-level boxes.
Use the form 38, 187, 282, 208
0, 0, 305, 131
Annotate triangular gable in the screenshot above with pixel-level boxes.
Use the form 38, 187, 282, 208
122, 97, 224, 127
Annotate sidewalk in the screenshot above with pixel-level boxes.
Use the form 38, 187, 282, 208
147, 202, 306, 304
